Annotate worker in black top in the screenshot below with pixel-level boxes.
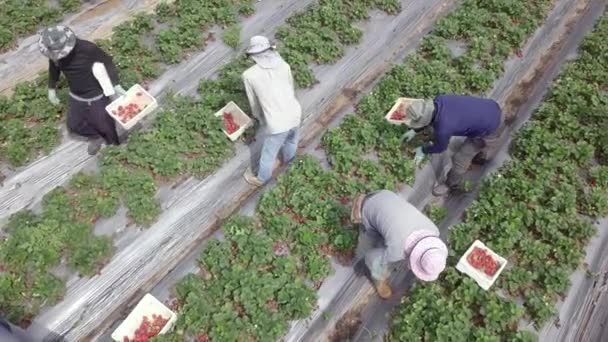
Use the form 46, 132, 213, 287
38, 25, 127, 155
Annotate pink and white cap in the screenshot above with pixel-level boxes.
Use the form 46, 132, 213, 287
405, 230, 448, 282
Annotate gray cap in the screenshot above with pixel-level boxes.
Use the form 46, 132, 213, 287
403, 99, 435, 128
38, 25, 77, 61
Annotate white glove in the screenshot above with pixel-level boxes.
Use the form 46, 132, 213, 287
48, 89, 60, 106
402, 129, 416, 142
414, 146, 425, 166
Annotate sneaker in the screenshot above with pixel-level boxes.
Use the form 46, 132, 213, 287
243, 168, 264, 187
87, 138, 103, 155
351, 194, 365, 224
374, 279, 393, 299
432, 182, 450, 197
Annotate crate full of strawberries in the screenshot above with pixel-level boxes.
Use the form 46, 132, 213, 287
214, 101, 253, 141
111, 293, 177, 342
456, 240, 507, 290
384, 97, 422, 125
105, 84, 158, 130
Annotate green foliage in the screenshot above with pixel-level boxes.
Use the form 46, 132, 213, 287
426, 203, 448, 224
223, 24, 241, 49
173, 216, 316, 341
277, 0, 400, 87
0, 0, 83, 52
0, 180, 115, 324
172, 156, 364, 339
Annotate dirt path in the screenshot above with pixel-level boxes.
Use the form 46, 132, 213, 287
25, 1, 456, 340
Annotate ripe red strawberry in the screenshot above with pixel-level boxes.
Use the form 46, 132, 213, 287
223, 112, 240, 135
390, 103, 406, 121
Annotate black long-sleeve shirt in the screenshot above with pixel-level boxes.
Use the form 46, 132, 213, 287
48, 39, 120, 98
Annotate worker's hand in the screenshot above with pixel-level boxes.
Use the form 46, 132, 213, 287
402, 129, 416, 143
113, 85, 127, 97
48, 89, 60, 106
110, 85, 127, 101
414, 146, 425, 166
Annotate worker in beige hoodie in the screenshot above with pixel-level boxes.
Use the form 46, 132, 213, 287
242, 36, 302, 186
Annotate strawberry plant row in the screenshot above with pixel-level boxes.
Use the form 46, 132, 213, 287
389, 13, 608, 341
155, 0, 565, 339
322, 0, 554, 187
0, 0, 82, 52
0, 0, 255, 167
0, 0, 402, 327
158, 157, 368, 341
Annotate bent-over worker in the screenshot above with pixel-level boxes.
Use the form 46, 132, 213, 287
351, 190, 448, 299
242, 36, 302, 186
402, 95, 505, 196
38, 25, 127, 155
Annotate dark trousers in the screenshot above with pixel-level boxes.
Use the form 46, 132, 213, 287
446, 111, 506, 187
67, 96, 119, 145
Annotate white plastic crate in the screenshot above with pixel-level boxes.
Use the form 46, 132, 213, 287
384, 97, 422, 125
106, 84, 158, 130
456, 240, 508, 290
111, 293, 177, 341
214, 101, 252, 141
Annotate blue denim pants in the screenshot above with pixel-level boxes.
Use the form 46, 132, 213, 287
258, 127, 299, 182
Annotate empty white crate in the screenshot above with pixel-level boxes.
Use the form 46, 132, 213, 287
106, 84, 158, 130
214, 101, 252, 141
111, 293, 177, 341
456, 240, 508, 290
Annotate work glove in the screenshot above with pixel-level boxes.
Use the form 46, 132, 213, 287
48, 89, 60, 106
109, 85, 127, 101
114, 85, 127, 96
402, 129, 416, 142
414, 146, 425, 166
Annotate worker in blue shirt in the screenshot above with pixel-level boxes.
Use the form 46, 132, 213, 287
402, 95, 505, 196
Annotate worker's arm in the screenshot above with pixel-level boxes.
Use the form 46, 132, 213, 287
92, 44, 120, 86
243, 76, 263, 120
48, 60, 61, 89
422, 129, 450, 154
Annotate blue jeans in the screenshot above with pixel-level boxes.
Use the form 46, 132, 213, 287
258, 127, 299, 182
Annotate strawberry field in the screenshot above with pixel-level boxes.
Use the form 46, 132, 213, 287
0, 0, 257, 167
389, 13, 608, 341
0, 0, 82, 52
0, 0, 606, 340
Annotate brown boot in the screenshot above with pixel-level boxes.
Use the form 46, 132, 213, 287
375, 279, 393, 299
351, 194, 365, 224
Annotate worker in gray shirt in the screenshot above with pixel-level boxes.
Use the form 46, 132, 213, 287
351, 190, 448, 298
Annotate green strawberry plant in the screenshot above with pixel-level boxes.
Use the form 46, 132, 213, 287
426, 203, 448, 225
223, 24, 241, 49
0, 0, 85, 52
276, 0, 401, 88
